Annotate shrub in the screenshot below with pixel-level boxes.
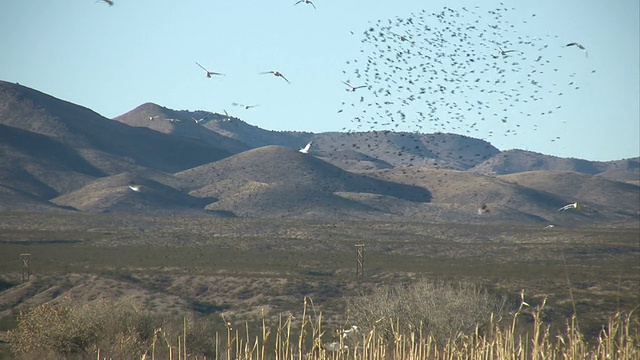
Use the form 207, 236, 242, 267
346, 279, 508, 343
7, 297, 159, 359
6, 297, 224, 359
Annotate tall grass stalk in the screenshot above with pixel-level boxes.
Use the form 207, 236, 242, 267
8, 295, 639, 359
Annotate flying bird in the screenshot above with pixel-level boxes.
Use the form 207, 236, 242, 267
128, 185, 142, 192
294, 0, 316, 9
195, 62, 224, 78
389, 31, 414, 43
492, 46, 517, 58
191, 117, 206, 124
232, 102, 259, 109
299, 141, 312, 153
565, 42, 588, 57
343, 81, 366, 92
558, 202, 581, 212
97, 0, 114, 6
260, 70, 290, 83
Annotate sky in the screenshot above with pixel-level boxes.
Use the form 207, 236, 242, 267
0, 0, 638, 162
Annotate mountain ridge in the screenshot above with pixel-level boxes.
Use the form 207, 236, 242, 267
1, 80, 637, 222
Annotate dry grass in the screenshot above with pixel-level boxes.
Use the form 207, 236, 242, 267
5, 293, 639, 360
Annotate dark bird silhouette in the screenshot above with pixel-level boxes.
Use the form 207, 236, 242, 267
565, 42, 588, 57
294, 0, 316, 9
232, 102, 259, 110
260, 70, 290, 83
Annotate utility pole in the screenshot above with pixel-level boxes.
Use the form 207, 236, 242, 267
20, 253, 31, 283
354, 244, 365, 278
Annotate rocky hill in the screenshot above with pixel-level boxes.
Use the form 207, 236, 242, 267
1, 80, 638, 223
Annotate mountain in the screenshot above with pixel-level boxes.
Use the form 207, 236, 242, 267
498, 171, 640, 219
0, 81, 637, 223
0, 81, 231, 174
470, 149, 640, 183
176, 145, 431, 219
311, 131, 501, 170
112, 103, 251, 154
361, 167, 565, 223
51, 171, 214, 214
594, 158, 640, 185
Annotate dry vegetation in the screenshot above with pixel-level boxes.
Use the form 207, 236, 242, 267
0, 212, 638, 359
4, 294, 639, 359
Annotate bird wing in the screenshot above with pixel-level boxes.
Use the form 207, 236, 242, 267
279, 74, 290, 83
195, 62, 208, 72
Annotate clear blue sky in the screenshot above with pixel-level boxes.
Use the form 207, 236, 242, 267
1, 0, 638, 161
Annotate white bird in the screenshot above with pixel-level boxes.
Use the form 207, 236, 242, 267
97, 0, 114, 6
341, 325, 358, 339
544, 224, 556, 229
492, 46, 517, 58
195, 62, 224, 78
299, 141, 312, 154
324, 342, 348, 353
342, 81, 366, 92
191, 117, 206, 124
477, 204, 490, 215
558, 202, 580, 212
128, 185, 142, 192
148, 115, 159, 120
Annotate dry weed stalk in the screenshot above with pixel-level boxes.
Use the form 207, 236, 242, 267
8, 294, 639, 359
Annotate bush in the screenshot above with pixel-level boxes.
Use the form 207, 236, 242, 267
347, 279, 508, 343
6, 297, 223, 360
7, 298, 160, 359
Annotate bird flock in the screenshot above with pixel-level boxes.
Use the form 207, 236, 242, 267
337, 4, 594, 143
98, 1, 593, 161
98, 1, 591, 221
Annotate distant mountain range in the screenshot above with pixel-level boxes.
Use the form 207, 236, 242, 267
1, 80, 638, 224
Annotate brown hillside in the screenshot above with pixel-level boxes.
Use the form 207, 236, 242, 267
471, 149, 606, 175
498, 171, 640, 218
0, 81, 231, 173
310, 131, 500, 170
51, 172, 213, 213
362, 167, 607, 224
595, 157, 640, 185
177, 146, 430, 218
113, 103, 250, 154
